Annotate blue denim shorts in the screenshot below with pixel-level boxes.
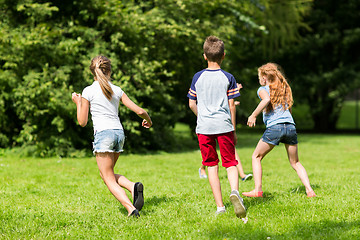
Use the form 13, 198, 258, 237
262, 123, 298, 146
93, 129, 125, 154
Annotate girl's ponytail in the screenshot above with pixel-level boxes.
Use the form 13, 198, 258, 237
90, 56, 113, 100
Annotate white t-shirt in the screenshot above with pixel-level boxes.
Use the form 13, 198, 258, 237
82, 81, 124, 133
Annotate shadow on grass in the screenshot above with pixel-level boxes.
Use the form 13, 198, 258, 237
145, 195, 169, 207
117, 195, 170, 216
223, 192, 275, 211
206, 219, 360, 239
280, 220, 360, 239
244, 192, 275, 207
289, 184, 321, 196
140, 195, 173, 215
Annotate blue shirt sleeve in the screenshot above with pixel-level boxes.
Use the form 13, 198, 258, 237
257, 86, 269, 100
226, 73, 240, 99
187, 71, 204, 100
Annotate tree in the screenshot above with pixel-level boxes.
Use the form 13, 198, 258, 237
0, 0, 316, 156
0, 0, 269, 155
226, 0, 313, 126
276, 0, 360, 131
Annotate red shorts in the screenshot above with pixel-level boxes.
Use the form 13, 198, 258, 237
197, 131, 237, 168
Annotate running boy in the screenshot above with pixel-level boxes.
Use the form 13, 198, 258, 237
187, 36, 246, 218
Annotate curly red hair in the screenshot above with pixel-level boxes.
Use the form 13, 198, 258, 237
258, 63, 293, 113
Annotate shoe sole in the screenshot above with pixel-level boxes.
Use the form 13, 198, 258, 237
230, 194, 246, 218
129, 209, 140, 218
133, 182, 144, 211
242, 175, 253, 181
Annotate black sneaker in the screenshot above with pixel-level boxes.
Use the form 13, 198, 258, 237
129, 209, 140, 218
133, 182, 144, 211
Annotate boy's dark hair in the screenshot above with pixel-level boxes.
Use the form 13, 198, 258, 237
203, 36, 224, 63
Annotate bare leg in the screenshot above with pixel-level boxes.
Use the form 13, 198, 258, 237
100, 152, 136, 199
251, 139, 274, 192
235, 150, 246, 179
285, 144, 314, 194
226, 165, 239, 191
115, 175, 135, 198
207, 165, 224, 207
96, 152, 136, 215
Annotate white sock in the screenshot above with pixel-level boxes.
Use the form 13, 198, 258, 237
217, 206, 226, 212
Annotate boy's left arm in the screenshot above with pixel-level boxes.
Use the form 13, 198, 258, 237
229, 98, 237, 144
189, 99, 198, 116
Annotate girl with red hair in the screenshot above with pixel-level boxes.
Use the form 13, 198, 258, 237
243, 63, 316, 198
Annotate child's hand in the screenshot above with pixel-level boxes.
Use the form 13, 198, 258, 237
247, 115, 257, 127
72, 92, 81, 104
142, 119, 152, 128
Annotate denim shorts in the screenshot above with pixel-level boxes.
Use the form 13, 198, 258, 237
93, 129, 125, 154
262, 123, 298, 146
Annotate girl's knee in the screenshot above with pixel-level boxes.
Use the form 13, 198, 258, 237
252, 154, 262, 162
289, 160, 299, 168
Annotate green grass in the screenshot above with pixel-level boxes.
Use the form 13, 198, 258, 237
337, 101, 360, 129
1, 130, 360, 239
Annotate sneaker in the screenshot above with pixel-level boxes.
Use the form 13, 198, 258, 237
129, 209, 140, 218
307, 190, 316, 197
241, 174, 253, 182
242, 189, 263, 197
215, 209, 226, 215
133, 182, 144, 211
199, 168, 207, 179
229, 190, 246, 218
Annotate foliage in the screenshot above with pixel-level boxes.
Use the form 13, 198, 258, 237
0, 0, 272, 156
225, 0, 313, 126
1, 132, 359, 239
1, 0, 352, 156
275, 0, 360, 131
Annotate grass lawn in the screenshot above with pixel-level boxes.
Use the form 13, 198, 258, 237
0, 129, 359, 239
337, 101, 360, 129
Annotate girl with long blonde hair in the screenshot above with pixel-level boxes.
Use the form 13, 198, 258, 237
243, 63, 316, 198
72, 55, 152, 217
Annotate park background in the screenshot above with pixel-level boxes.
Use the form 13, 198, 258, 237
0, 0, 359, 239
1, 0, 360, 156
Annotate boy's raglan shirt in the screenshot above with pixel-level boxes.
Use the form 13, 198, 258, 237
187, 69, 240, 135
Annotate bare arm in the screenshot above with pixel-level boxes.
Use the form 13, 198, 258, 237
247, 89, 270, 127
229, 98, 237, 144
189, 99, 198, 116
72, 92, 89, 127
121, 93, 152, 128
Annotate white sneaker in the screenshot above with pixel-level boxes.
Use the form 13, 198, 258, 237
230, 190, 246, 218
241, 174, 253, 182
215, 209, 226, 215
199, 168, 207, 179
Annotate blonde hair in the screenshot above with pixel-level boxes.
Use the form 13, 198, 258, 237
89, 55, 113, 100
203, 36, 224, 63
258, 63, 293, 113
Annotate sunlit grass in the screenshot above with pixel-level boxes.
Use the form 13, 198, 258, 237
0, 130, 359, 239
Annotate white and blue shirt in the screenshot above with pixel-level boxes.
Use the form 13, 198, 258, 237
257, 85, 295, 128
187, 69, 240, 134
